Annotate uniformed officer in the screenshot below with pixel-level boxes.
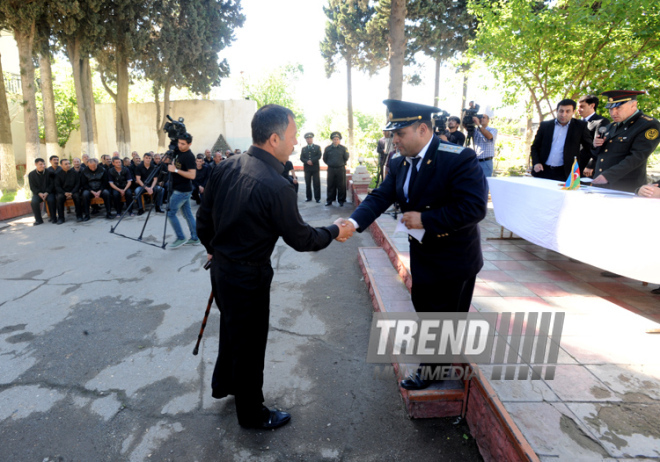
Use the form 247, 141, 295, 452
299, 132, 322, 202
591, 90, 660, 192
323, 131, 350, 206
344, 99, 488, 390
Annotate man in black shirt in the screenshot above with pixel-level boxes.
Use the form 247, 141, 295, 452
28, 158, 56, 225
81, 158, 113, 220
134, 153, 164, 215
299, 132, 321, 202
107, 157, 135, 216
191, 155, 210, 205
439, 116, 466, 146
55, 158, 81, 223
196, 104, 353, 430
203, 149, 214, 165
166, 133, 200, 248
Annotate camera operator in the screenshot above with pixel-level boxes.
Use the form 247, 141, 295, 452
471, 114, 497, 177
439, 116, 466, 146
167, 133, 201, 248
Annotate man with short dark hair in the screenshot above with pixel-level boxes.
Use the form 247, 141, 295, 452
578, 95, 610, 175
28, 158, 56, 225
107, 157, 135, 216
55, 158, 81, 223
100, 155, 112, 169
439, 116, 466, 147
81, 158, 113, 220
191, 155, 210, 205
167, 133, 200, 248
323, 131, 349, 206
134, 153, 164, 215
471, 114, 497, 177
47, 155, 61, 175
531, 99, 587, 181
299, 132, 322, 202
197, 104, 352, 431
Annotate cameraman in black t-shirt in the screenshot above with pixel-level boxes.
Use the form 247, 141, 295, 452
439, 116, 466, 146
167, 133, 200, 248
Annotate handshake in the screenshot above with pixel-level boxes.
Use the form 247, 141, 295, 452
333, 218, 356, 243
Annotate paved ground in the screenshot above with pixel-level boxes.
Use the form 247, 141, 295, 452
0, 172, 482, 462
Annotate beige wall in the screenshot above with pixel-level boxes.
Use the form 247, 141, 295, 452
62, 99, 257, 159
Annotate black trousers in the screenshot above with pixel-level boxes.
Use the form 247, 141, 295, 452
111, 189, 134, 213
303, 166, 320, 201
326, 166, 346, 203
82, 190, 112, 217
532, 164, 566, 181
56, 192, 81, 219
211, 259, 274, 426
31, 194, 56, 223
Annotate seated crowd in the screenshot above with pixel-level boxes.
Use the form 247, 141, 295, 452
28, 149, 231, 226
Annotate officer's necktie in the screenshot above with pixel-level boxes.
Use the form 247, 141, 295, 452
408, 156, 421, 199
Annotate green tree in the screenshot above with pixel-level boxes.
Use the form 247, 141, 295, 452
321, 1, 387, 154
407, 0, 476, 107
0, 1, 44, 181
468, 0, 660, 122
140, 0, 245, 151
35, 60, 80, 148
240, 64, 306, 130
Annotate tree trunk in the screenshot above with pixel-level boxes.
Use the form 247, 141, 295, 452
461, 72, 468, 113
346, 55, 354, 160
39, 52, 60, 160
67, 37, 98, 157
0, 51, 18, 191
433, 57, 441, 107
387, 0, 407, 100
115, 51, 131, 156
14, 24, 40, 184
157, 73, 173, 152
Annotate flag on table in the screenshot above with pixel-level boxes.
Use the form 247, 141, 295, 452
561, 157, 580, 190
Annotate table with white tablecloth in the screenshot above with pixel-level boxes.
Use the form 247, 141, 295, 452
488, 176, 660, 284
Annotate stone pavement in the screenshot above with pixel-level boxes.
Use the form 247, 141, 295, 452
370, 203, 660, 461
0, 172, 482, 462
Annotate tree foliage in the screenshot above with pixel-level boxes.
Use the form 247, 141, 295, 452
35, 61, 80, 148
468, 0, 660, 121
240, 64, 306, 130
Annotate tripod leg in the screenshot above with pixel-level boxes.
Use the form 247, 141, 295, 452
137, 204, 154, 240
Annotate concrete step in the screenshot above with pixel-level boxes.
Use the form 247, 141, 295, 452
358, 246, 466, 419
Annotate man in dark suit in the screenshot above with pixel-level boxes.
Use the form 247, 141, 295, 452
344, 100, 488, 390
578, 94, 610, 176
299, 132, 322, 202
531, 99, 588, 181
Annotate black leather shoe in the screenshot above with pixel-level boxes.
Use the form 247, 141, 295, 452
106, 213, 115, 219
155, 207, 164, 213
339, 202, 344, 207
305, 199, 312, 202
651, 287, 660, 295
325, 202, 332, 206
601, 271, 621, 278
83, 216, 90, 222
241, 408, 291, 430
137, 209, 144, 216
57, 218, 64, 225
76, 216, 83, 223
316, 200, 320, 203
400, 372, 431, 390
50, 218, 57, 224
33, 221, 43, 226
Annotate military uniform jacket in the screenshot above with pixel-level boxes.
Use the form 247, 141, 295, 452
591, 111, 660, 192
350, 136, 488, 283
300, 144, 322, 169
323, 144, 349, 167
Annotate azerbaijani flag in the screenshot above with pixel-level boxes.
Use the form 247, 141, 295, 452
562, 157, 580, 190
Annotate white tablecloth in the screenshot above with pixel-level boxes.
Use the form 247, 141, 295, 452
488, 176, 660, 284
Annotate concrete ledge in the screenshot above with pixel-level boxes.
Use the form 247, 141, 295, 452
0, 201, 32, 221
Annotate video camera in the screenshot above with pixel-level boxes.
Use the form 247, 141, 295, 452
462, 102, 482, 146
163, 115, 187, 158
432, 109, 450, 136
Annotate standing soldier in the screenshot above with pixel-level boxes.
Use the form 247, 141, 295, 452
323, 131, 349, 207
300, 132, 322, 203
591, 90, 660, 192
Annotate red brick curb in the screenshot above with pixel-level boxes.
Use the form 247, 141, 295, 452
0, 201, 32, 221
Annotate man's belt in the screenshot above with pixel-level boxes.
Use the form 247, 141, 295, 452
478, 157, 493, 162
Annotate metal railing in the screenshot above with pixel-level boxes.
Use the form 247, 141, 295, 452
3, 72, 21, 94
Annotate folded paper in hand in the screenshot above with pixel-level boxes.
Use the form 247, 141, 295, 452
396, 220, 425, 242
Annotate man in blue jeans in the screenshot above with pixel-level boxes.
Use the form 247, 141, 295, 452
167, 133, 201, 248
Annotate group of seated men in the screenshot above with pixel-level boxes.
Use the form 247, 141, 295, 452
28, 147, 242, 226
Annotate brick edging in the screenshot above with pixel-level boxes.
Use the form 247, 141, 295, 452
0, 201, 33, 221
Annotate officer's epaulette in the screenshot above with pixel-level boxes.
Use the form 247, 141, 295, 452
641, 115, 654, 121
436, 143, 464, 154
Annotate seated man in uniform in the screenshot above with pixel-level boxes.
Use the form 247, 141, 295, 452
55, 158, 82, 223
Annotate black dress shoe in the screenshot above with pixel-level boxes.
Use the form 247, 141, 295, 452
155, 207, 164, 213
651, 287, 660, 295
400, 372, 431, 390
601, 271, 621, 278
137, 209, 144, 216
325, 202, 332, 206
316, 200, 320, 203
57, 218, 64, 225
106, 213, 115, 219
339, 202, 344, 207
305, 199, 312, 202
241, 408, 291, 430
33, 221, 43, 226
76, 217, 83, 223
